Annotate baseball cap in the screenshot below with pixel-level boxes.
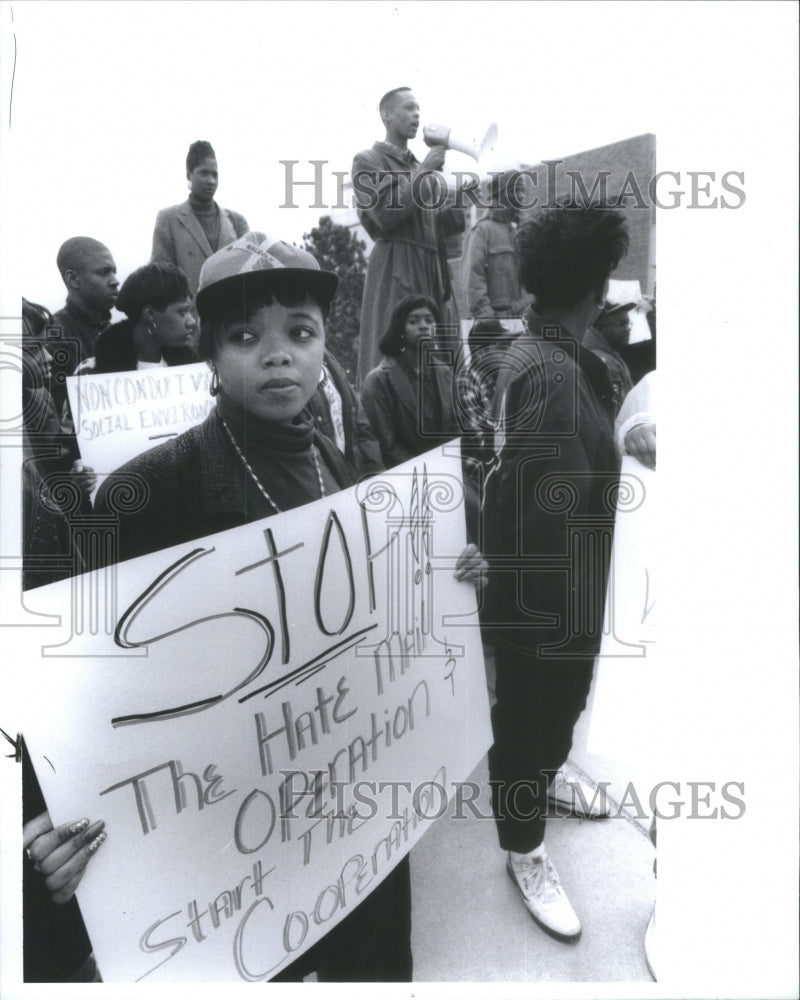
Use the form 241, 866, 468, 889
196, 232, 338, 317
600, 299, 636, 316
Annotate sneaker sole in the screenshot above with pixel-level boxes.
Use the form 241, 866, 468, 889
505, 859, 582, 942
546, 792, 611, 819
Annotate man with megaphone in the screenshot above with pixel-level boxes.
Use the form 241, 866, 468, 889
352, 87, 466, 387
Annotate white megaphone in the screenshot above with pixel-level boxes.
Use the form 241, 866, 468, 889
423, 122, 499, 161
421, 122, 499, 204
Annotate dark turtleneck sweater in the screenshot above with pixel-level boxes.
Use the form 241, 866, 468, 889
215, 395, 341, 516
188, 193, 222, 251
93, 400, 361, 564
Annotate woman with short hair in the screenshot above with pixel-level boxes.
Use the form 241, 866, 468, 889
75, 262, 197, 374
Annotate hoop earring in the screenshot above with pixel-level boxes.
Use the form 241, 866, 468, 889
146, 322, 158, 339
209, 368, 220, 397
398, 335, 407, 355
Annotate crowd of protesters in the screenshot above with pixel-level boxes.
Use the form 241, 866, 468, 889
19, 87, 656, 984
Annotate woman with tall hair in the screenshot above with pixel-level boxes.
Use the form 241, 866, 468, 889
151, 140, 248, 298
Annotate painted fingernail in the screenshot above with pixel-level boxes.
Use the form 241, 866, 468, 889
87, 831, 107, 855
85, 820, 105, 840
68, 818, 90, 836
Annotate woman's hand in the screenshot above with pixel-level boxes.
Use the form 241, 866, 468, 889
454, 542, 489, 590
624, 422, 656, 469
24, 810, 107, 904
70, 461, 97, 500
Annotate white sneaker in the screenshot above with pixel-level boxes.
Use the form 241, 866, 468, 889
506, 850, 581, 940
547, 765, 611, 818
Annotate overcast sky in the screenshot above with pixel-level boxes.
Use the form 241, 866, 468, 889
0, 0, 732, 309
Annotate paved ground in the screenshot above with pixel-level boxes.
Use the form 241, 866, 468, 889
408, 648, 658, 984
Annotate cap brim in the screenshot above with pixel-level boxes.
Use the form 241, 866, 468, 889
196, 267, 339, 317
602, 301, 636, 316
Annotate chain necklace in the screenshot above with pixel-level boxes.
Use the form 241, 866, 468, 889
219, 416, 325, 514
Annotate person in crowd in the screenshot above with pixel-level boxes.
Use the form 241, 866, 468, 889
22, 298, 95, 591
23, 231, 488, 983
360, 294, 460, 470
352, 88, 465, 387
151, 140, 249, 301
308, 348, 384, 477
455, 318, 520, 451
584, 300, 635, 415
50, 237, 119, 412
21, 301, 99, 982
74, 262, 197, 375
462, 173, 532, 320
483, 204, 629, 942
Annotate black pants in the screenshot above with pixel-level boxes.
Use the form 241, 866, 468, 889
272, 855, 413, 982
488, 644, 594, 853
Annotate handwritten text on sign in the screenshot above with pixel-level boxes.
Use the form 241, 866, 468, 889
21, 447, 491, 981
66, 363, 213, 472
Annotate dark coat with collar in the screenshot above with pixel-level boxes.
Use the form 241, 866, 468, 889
50, 299, 112, 413
93, 409, 359, 565
352, 141, 465, 386
307, 350, 384, 477
86, 319, 196, 374
360, 355, 460, 470
483, 309, 620, 656
583, 326, 634, 416
150, 200, 248, 296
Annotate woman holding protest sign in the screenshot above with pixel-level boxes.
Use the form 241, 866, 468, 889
24, 232, 488, 983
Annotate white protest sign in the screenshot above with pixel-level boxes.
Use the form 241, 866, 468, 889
20, 445, 491, 982
588, 457, 657, 758
66, 364, 214, 473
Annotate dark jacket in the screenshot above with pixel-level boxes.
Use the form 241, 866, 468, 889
583, 326, 634, 416
308, 350, 384, 477
483, 309, 620, 656
93, 409, 362, 564
360, 355, 460, 470
462, 214, 530, 318
50, 300, 111, 412
22, 741, 94, 982
83, 319, 196, 374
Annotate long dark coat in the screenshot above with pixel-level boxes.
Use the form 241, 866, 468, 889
352, 142, 464, 386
